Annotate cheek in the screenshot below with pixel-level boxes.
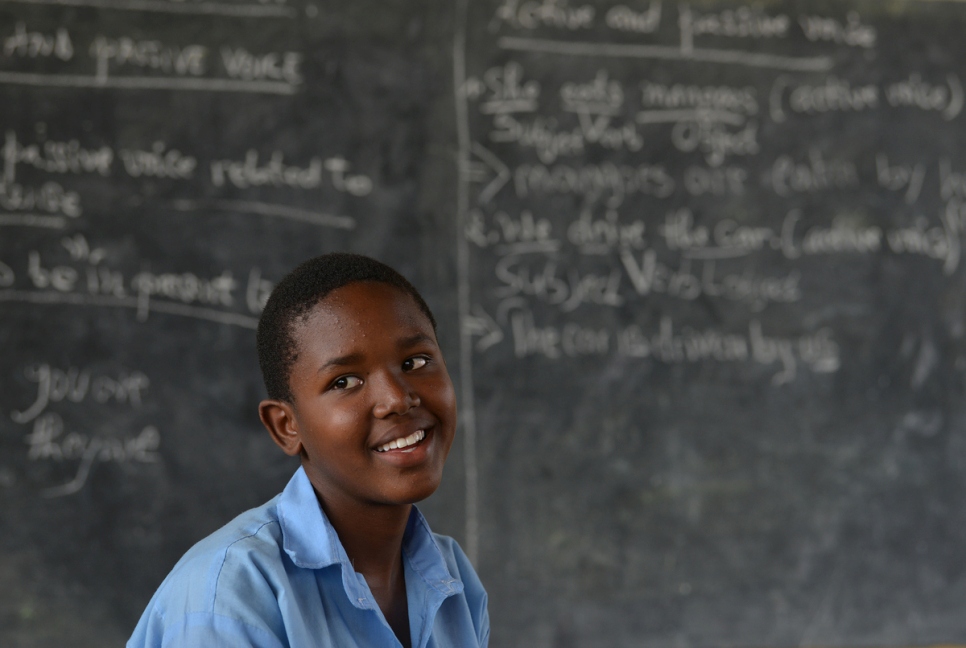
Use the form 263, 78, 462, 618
432, 378, 458, 431
299, 403, 367, 448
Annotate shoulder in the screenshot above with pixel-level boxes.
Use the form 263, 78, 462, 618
128, 496, 292, 647
169, 495, 287, 605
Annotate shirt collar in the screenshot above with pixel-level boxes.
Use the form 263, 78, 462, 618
276, 466, 464, 609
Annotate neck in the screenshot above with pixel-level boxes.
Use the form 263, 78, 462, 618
312, 487, 414, 647
323, 498, 413, 581
305, 465, 411, 578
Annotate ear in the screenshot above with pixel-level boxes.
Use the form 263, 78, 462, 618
259, 399, 304, 457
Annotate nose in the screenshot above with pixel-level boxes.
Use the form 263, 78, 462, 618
371, 370, 420, 418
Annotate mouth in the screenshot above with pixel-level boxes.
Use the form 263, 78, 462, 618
374, 429, 426, 453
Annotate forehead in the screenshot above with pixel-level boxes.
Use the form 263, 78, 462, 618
291, 281, 433, 355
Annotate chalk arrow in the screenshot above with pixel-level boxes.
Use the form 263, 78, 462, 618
462, 143, 510, 204
463, 305, 504, 352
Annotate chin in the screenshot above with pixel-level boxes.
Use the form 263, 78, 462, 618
395, 474, 444, 505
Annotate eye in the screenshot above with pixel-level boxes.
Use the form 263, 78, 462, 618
331, 375, 363, 390
402, 356, 429, 372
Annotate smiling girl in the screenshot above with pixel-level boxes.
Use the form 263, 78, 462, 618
129, 253, 489, 648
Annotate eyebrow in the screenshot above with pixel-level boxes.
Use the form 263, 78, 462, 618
316, 333, 436, 373
317, 353, 364, 373
398, 332, 436, 349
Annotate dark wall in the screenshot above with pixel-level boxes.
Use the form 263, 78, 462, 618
3, 1, 966, 646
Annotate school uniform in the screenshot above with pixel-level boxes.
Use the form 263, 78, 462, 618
128, 466, 489, 647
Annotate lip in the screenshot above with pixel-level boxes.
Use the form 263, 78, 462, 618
370, 417, 434, 450
371, 426, 435, 467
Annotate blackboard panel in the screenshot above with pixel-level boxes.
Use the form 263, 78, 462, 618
456, 1, 966, 646
0, 1, 459, 645
3, 0, 966, 646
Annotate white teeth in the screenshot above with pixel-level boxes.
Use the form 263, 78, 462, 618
376, 429, 425, 453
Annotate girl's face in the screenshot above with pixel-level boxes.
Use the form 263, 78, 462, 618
279, 281, 456, 510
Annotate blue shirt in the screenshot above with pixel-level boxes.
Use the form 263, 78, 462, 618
128, 467, 489, 647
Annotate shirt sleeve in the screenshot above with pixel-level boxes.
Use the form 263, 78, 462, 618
128, 527, 290, 648
129, 609, 288, 648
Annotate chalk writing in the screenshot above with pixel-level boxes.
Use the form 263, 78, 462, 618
490, 250, 803, 313
660, 208, 709, 250
885, 73, 963, 121
490, 112, 643, 163
11, 362, 149, 424
89, 36, 208, 79
513, 161, 674, 206
62, 233, 125, 296
682, 165, 746, 196
0, 181, 81, 218
770, 76, 879, 122
567, 208, 646, 254
876, 154, 926, 204
604, 2, 661, 34
119, 142, 196, 179
221, 47, 302, 85
679, 5, 790, 53
479, 62, 540, 114
509, 309, 610, 358
3, 22, 73, 60
3, 129, 113, 183
451, 0, 966, 580
666, 208, 875, 260
662, 206, 959, 273
28, 250, 79, 291
778, 212, 882, 259
500, 307, 839, 384
493, 0, 596, 31
465, 143, 511, 203
619, 317, 838, 384
798, 12, 876, 48
669, 119, 759, 167
768, 150, 859, 196
620, 249, 802, 309
63, 233, 106, 264
132, 269, 237, 321
494, 256, 623, 312
210, 151, 372, 194
467, 209, 558, 254
24, 413, 160, 497
640, 81, 758, 117
26, 414, 158, 463
16, 242, 250, 323
464, 305, 504, 352
560, 70, 623, 115
246, 267, 273, 314
887, 208, 960, 275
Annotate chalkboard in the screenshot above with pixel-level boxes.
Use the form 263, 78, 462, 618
3, 0, 966, 646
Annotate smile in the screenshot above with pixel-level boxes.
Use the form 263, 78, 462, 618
375, 429, 426, 453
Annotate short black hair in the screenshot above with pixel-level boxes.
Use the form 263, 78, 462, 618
256, 253, 437, 402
